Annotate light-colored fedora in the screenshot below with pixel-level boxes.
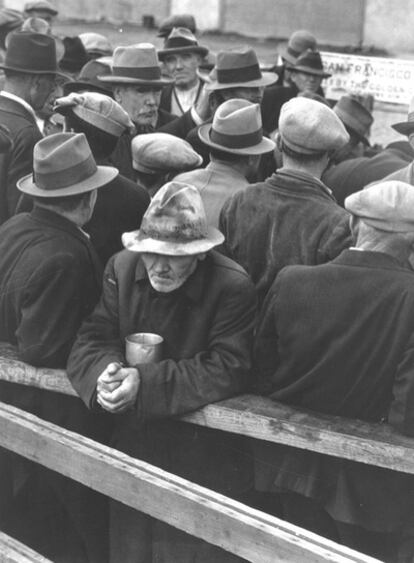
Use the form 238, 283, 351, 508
198, 98, 275, 155
122, 181, 224, 256
392, 96, 414, 136
204, 47, 277, 91
334, 95, 373, 145
158, 27, 208, 60
17, 132, 118, 197
98, 43, 172, 86
281, 30, 317, 65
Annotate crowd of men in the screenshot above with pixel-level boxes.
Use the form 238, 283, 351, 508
1, 3, 414, 563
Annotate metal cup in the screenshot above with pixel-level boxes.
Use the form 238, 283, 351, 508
125, 333, 164, 366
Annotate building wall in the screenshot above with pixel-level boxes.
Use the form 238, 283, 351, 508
364, 0, 414, 53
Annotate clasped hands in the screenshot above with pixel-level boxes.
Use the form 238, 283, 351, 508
96, 362, 140, 414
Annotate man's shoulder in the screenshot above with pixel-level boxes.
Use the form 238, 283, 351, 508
0, 96, 37, 133
209, 250, 252, 285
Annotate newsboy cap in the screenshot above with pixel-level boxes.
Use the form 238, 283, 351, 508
279, 97, 349, 155
345, 181, 414, 233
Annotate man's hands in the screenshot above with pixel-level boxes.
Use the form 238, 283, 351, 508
96, 362, 140, 414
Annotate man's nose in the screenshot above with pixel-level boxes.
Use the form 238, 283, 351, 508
152, 257, 170, 273
145, 91, 157, 105
175, 57, 184, 69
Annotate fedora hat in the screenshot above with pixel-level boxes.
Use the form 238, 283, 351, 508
17, 132, 118, 197
98, 43, 172, 86
392, 96, 414, 136
281, 30, 317, 65
122, 181, 224, 256
158, 27, 208, 60
0, 30, 61, 74
198, 98, 275, 155
5, 17, 65, 63
334, 95, 373, 145
63, 58, 113, 96
289, 49, 331, 78
157, 14, 196, 38
204, 47, 277, 91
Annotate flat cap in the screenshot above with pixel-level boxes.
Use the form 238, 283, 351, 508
345, 181, 414, 232
279, 97, 349, 154
131, 132, 202, 174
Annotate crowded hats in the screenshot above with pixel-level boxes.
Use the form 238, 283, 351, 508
157, 13, 196, 38
17, 132, 118, 197
334, 95, 373, 145
288, 48, 331, 78
198, 98, 275, 155
392, 96, 414, 136
122, 181, 224, 255
158, 27, 208, 60
131, 133, 202, 174
0, 30, 61, 74
54, 92, 133, 137
204, 46, 277, 91
79, 32, 113, 58
24, 0, 58, 16
281, 30, 317, 65
279, 97, 349, 155
345, 181, 414, 233
63, 58, 113, 96
60, 36, 88, 74
98, 43, 172, 86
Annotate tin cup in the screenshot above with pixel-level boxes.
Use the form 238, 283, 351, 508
125, 333, 164, 366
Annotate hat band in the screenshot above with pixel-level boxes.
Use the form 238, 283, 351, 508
216, 63, 262, 84
112, 66, 162, 80
141, 223, 207, 242
34, 153, 97, 190
210, 127, 263, 149
164, 37, 198, 49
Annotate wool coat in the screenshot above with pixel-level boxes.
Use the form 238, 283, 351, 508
219, 168, 352, 307
254, 249, 414, 532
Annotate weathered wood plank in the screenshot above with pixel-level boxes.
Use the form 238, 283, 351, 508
0, 402, 379, 563
0, 532, 52, 563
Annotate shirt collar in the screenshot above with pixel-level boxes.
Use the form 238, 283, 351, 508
0, 91, 37, 121
277, 167, 333, 197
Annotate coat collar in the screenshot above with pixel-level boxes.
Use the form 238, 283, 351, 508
270, 168, 335, 200
333, 248, 414, 274
31, 206, 92, 245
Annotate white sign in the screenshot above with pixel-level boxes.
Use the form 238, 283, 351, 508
321, 51, 414, 105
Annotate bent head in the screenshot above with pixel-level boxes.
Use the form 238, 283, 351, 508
141, 252, 205, 292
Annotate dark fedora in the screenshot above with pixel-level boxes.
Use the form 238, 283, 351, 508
0, 30, 60, 74
158, 27, 208, 60
63, 58, 113, 96
157, 14, 196, 38
281, 30, 317, 65
392, 97, 414, 136
288, 48, 331, 78
334, 95, 373, 145
204, 47, 277, 91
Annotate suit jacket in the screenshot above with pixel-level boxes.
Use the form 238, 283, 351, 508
159, 82, 204, 116
0, 95, 42, 222
254, 249, 414, 532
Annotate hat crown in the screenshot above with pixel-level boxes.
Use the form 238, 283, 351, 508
110, 43, 162, 81
79, 58, 111, 80
157, 13, 196, 37
334, 96, 373, 137
292, 48, 324, 72
140, 181, 209, 244
213, 98, 261, 136
288, 30, 317, 53
4, 30, 57, 73
164, 26, 198, 48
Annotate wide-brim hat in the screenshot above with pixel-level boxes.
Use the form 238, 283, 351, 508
63, 58, 114, 96
334, 95, 373, 145
158, 27, 208, 60
122, 181, 224, 256
392, 97, 414, 136
198, 98, 275, 155
18, 132, 118, 197
0, 30, 64, 75
99, 43, 172, 86
288, 48, 331, 78
281, 30, 317, 66
204, 47, 277, 91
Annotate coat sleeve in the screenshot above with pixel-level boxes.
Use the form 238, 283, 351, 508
135, 273, 257, 420
388, 331, 414, 436
319, 209, 353, 263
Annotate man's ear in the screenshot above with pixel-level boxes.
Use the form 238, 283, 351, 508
113, 86, 122, 103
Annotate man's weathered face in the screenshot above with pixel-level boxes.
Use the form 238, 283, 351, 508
163, 52, 202, 89
114, 85, 161, 128
290, 71, 322, 93
141, 252, 200, 293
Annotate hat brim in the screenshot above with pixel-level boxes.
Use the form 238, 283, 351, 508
391, 122, 414, 136
0, 63, 67, 79
198, 123, 275, 155
158, 45, 209, 60
288, 65, 331, 78
204, 71, 278, 91
122, 227, 224, 256
98, 75, 173, 86
17, 165, 118, 197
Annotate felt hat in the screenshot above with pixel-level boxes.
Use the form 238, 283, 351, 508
54, 92, 133, 137
198, 98, 275, 155
289, 48, 331, 78
122, 181, 224, 255
98, 43, 172, 86
345, 181, 414, 232
158, 27, 208, 60
279, 97, 349, 155
24, 0, 58, 16
334, 95, 373, 145
5, 17, 65, 63
157, 14, 196, 38
60, 36, 88, 74
392, 96, 414, 136
131, 132, 202, 174
281, 30, 317, 65
79, 32, 113, 58
0, 30, 61, 74
17, 132, 118, 197
204, 47, 277, 91
63, 58, 113, 96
